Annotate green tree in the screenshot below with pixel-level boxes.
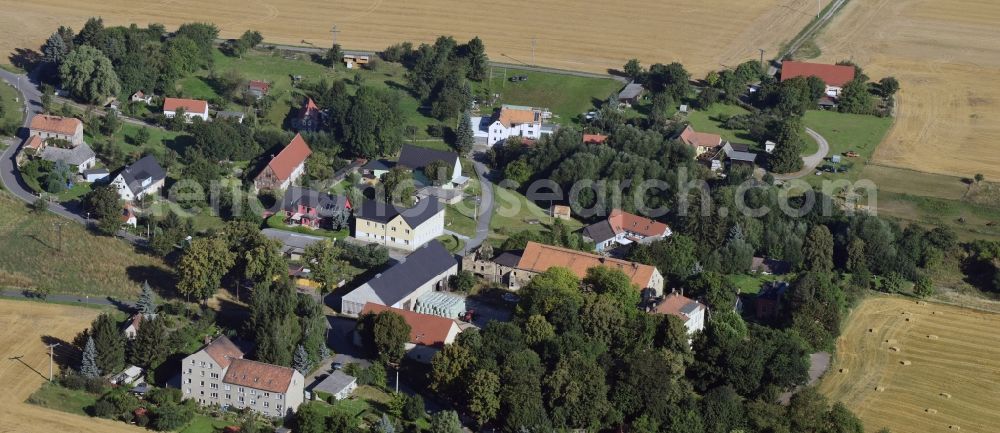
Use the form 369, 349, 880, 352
360, 311, 411, 364
137, 281, 157, 317
403, 394, 426, 421
80, 336, 100, 377
768, 118, 805, 173
465, 36, 488, 81
430, 343, 472, 394
623, 58, 643, 81
467, 369, 501, 426
838, 79, 875, 114
85, 184, 123, 234
58, 45, 121, 103
151, 403, 194, 431
846, 238, 867, 273
523, 314, 555, 345
176, 236, 236, 301
134, 126, 151, 146
293, 344, 311, 374
42, 31, 69, 65
802, 225, 834, 272
429, 410, 462, 433
91, 313, 125, 375
129, 314, 167, 368
346, 86, 404, 157
878, 76, 900, 97
449, 270, 476, 292
302, 239, 348, 292
380, 167, 415, 204
326, 43, 344, 68
454, 110, 475, 154
913, 275, 934, 298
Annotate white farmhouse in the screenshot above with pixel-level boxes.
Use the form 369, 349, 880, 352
353, 198, 445, 251
163, 97, 209, 122
480, 104, 552, 146
110, 155, 166, 201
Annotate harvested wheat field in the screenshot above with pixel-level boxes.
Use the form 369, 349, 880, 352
815, 0, 1000, 179
0, 299, 141, 433
818, 296, 1000, 433
0, 0, 829, 75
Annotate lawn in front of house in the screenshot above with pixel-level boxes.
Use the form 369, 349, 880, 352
803, 110, 892, 162
684, 103, 752, 144
265, 213, 349, 239
204, 48, 445, 137
0, 80, 24, 133
728, 273, 782, 295
472, 67, 622, 124
26, 382, 98, 417
445, 198, 478, 237
437, 234, 466, 253
489, 187, 584, 239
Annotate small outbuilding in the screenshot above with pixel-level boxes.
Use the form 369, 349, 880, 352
312, 370, 357, 401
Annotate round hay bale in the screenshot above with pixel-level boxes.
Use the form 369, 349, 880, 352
905, 318, 912, 322
886, 339, 898, 344
916, 301, 927, 305
933, 311, 944, 315
941, 392, 952, 398
868, 328, 875, 333
875, 386, 886, 392
889, 346, 901, 352
839, 368, 849, 373
949, 425, 961, 431
900, 360, 912, 366
928, 335, 939, 340
926, 408, 938, 414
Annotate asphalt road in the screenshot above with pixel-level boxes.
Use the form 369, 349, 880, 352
773, 127, 831, 180
465, 157, 495, 251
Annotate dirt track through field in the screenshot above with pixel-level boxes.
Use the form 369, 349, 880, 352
815, 0, 1000, 179
0, 0, 829, 76
818, 297, 1000, 433
0, 300, 143, 433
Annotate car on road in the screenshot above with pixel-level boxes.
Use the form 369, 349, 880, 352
331, 362, 343, 370
501, 292, 521, 304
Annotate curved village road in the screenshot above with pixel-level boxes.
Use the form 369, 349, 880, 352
0, 70, 143, 243
773, 127, 830, 180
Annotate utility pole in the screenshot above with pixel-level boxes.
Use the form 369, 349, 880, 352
330, 25, 340, 46
817, 0, 822, 17
759, 48, 766, 68
52, 221, 67, 252
530, 36, 537, 66
46, 343, 59, 382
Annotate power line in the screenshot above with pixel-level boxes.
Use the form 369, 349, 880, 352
330, 25, 341, 47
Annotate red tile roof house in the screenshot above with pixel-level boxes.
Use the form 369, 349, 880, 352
509, 241, 665, 296
651, 291, 707, 335
269, 186, 352, 229
582, 209, 672, 253
357, 303, 462, 363
583, 133, 609, 145
181, 336, 305, 417
780, 61, 856, 98
677, 125, 724, 157
247, 80, 270, 100
163, 97, 210, 122
294, 98, 324, 132
254, 134, 313, 192
29, 115, 84, 146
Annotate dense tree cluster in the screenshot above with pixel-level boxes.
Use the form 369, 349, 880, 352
387, 36, 487, 120
44, 19, 220, 100
426, 266, 859, 433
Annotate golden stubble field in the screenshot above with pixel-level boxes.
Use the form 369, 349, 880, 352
0, 299, 142, 433
815, 0, 1000, 179
818, 297, 1000, 433
0, 0, 829, 76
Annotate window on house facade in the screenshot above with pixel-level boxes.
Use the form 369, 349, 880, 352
224, 385, 231, 391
